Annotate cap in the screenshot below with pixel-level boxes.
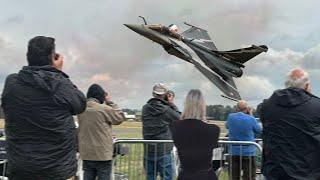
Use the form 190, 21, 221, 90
152, 83, 168, 95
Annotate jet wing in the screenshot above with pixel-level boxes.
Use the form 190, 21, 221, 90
181, 26, 218, 51
191, 60, 241, 100
162, 39, 193, 63
214, 45, 268, 64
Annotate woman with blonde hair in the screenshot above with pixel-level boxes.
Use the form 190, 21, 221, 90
170, 89, 220, 180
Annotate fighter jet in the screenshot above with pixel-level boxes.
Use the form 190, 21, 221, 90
124, 17, 268, 101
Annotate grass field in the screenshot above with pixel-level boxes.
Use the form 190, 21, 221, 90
0, 119, 227, 138
113, 120, 227, 138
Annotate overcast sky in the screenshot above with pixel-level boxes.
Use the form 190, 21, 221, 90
1, 0, 320, 109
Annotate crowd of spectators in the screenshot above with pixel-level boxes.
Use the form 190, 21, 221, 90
1, 36, 320, 180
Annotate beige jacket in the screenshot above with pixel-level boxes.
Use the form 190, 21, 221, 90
77, 98, 125, 161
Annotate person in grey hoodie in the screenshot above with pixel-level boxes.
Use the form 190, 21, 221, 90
1, 36, 86, 180
142, 83, 180, 180
258, 68, 320, 180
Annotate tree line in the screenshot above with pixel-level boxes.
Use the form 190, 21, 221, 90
206, 105, 235, 121
122, 105, 257, 121
206, 105, 258, 121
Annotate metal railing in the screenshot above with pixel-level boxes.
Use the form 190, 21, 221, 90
0, 160, 7, 180
112, 139, 263, 180
0, 138, 263, 180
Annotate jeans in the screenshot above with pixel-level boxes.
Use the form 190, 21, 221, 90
83, 160, 112, 180
144, 153, 173, 180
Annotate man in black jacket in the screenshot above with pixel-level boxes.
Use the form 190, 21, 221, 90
258, 68, 320, 180
142, 83, 180, 180
1, 36, 86, 180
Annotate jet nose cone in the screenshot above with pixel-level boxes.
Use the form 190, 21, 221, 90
123, 24, 133, 29
124, 24, 143, 33
124, 24, 153, 40
124, 23, 171, 45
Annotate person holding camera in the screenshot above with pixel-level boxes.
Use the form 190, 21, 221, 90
1, 36, 86, 180
225, 100, 262, 180
142, 83, 180, 180
77, 84, 125, 180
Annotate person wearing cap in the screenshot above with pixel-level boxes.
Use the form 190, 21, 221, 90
225, 100, 262, 180
142, 83, 181, 180
1, 36, 86, 180
77, 84, 125, 180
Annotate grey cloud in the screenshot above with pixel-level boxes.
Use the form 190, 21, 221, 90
0, 36, 24, 72
6, 14, 24, 24
0, 37, 6, 49
302, 44, 320, 70
240, 44, 320, 100
1, 0, 320, 109
237, 76, 275, 101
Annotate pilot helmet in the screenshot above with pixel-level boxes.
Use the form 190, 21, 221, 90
168, 24, 178, 33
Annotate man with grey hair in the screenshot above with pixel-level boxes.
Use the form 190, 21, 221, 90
226, 100, 262, 180
284, 68, 311, 91
258, 68, 320, 180
142, 83, 180, 180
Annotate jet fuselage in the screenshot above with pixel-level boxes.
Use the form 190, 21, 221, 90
182, 38, 243, 78
125, 24, 243, 78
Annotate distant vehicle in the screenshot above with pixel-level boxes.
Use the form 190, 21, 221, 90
123, 112, 136, 121
125, 17, 268, 101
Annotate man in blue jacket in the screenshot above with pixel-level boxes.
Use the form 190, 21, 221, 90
226, 100, 262, 180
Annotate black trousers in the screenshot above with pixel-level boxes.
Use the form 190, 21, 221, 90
228, 156, 256, 180
178, 168, 217, 180
8, 176, 66, 180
